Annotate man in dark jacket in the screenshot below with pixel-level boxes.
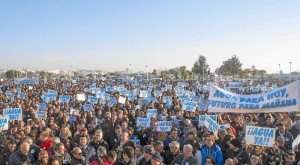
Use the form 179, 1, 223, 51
0, 139, 17, 164
275, 122, 294, 150
89, 129, 110, 152
289, 120, 300, 139
123, 146, 137, 165
76, 134, 95, 164
224, 138, 249, 165
70, 147, 86, 165
170, 144, 197, 165
8, 141, 35, 165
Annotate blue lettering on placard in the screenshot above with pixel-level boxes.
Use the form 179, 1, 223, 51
267, 88, 287, 100
208, 100, 237, 109
262, 99, 297, 109
213, 90, 237, 101
240, 97, 264, 103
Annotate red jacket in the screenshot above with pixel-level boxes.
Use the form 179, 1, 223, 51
90, 156, 114, 165
40, 137, 52, 150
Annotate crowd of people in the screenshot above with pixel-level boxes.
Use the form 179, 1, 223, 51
0, 77, 300, 165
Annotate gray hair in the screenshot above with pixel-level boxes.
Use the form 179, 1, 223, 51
97, 146, 107, 156
183, 144, 193, 151
169, 141, 180, 148
52, 137, 61, 144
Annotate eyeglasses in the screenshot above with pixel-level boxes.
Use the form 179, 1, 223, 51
251, 157, 259, 160
76, 152, 82, 155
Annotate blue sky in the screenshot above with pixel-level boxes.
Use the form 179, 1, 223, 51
0, 1, 300, 73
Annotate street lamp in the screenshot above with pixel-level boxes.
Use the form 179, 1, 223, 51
290, 62, 292, 82
279, 64, 281, 79
146, 66, 148, 81
202, 62, 205, 82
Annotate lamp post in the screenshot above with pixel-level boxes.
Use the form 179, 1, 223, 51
202, 62, 205, 82
146, 66, 148, 81
279, 64, 281, 79
290, 62, 292, 82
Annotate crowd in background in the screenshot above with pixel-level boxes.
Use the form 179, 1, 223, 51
0, 77, 300, 165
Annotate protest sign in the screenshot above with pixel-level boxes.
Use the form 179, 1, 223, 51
156, 121, 171, 132
108, 97, 117, 106
292, 134, 300, 151
245, 126, 275, 147
88, 96, 98, 104
228, 82, 243, 88
139, 91, 148, 98
136, 117, 150, 127
36, 111, 47, 119
77, 94, 86, 101
198, 99, 208, 110
83, 104, 93, 111
3, 108, 22, 121
208, 81, 300, 113
59, 95, 70, 103
0, 117, 9, 130
18, 92, 25, 99
138, 98, 149, 106
69, 116, 77, 123
118, 96, 126, 104
39, 103, 47, 110
182, 101, 197, 112
204, 115, 219, 132
146, 109, 157, 118
199, 115, 217, 127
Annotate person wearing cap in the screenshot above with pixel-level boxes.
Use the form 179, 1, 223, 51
170, 144, 197, 165
275, 122, 294, 150
224, 138, 249, 165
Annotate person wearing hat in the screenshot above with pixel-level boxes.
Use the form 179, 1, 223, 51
224, 138, 249, 165
275, 122, 294, 150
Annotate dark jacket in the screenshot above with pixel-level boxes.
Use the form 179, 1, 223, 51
170, 153, 197, 165
76, 145, 96, 164
8, 150, 35, 165
224, 148, 249, 165
124, 158, 137, 165
138, 157, 151, 165
275, 130, 294, 150
0, 148, 15, 164
70, 157, 87, 165
289, 125, 300, 139
89, 139, 110, 152
164, 150, 179, 164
